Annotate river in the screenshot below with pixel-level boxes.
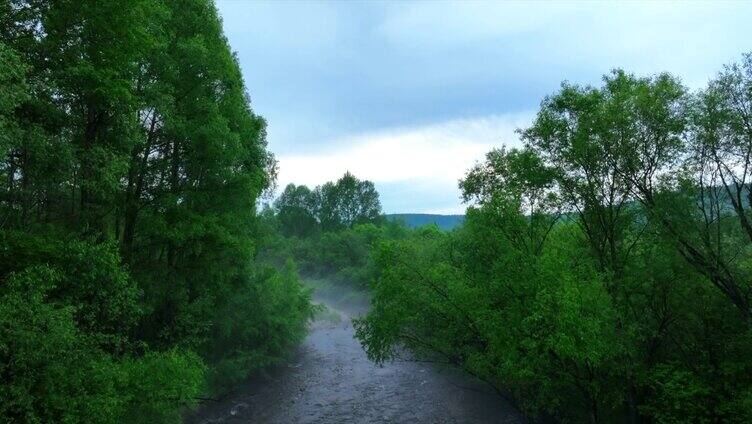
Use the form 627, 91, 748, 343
187, 291, 525, 424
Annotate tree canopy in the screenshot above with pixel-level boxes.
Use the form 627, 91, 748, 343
0, 1, 311, 421
356, 55, 752, 423
273, 172, 382, 236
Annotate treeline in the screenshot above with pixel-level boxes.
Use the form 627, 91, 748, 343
259, 172, 408, 290
355, 55, 752, 422
0, 1, 311, 422
274, 171, 382, 236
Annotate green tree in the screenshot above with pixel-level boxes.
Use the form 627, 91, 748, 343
0, 0, 312, 420
274, 183, 319, 237
357, 56, 752, 423
317, 172, 382, 230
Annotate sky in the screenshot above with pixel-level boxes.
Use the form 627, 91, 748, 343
216, 0, 752, 214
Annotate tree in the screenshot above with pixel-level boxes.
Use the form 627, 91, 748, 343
316, 172, 382, 230
274, 183, 319, 237
357, 56, 752, 423
0, 0, 312, 420
461, 147, 561, 255
681, 54, 752, 322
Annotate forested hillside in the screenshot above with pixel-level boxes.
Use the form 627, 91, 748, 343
385, 214, 465, 231
0, 1, 312, 422
355, 56, 752, 422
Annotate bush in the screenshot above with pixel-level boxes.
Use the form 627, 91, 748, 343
0, 266, 122, 423
117, 350, 206, 424
355, 207, 752, 422
0, 266, 207, 423
0, 231, 141, 349
203, 261, 314, 392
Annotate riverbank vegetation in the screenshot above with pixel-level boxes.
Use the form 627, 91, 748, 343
257, 172, 410, 295
4, 2, 752, 423
0, 1, 312, 422
355, 54, 752, 423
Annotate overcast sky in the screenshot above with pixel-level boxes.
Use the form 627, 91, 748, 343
216, 0, 752, 214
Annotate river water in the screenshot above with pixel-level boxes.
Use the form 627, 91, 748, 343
187, 293, 524, 424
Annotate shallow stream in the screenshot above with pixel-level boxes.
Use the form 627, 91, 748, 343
187, 292, 524, 424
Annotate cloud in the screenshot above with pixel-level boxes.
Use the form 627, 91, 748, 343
376, 1, 751, 88
276, 112, 533, 213
217, 0, 752, 213
377, 1, 566, 47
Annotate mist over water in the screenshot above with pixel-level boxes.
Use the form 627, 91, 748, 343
188, 281, 524, 424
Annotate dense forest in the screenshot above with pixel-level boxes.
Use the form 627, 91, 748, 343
355, 56, 752, 422
0, 1, 312, 422
385, 213, 465, 231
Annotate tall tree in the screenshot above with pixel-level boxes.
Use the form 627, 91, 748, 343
0, 1, 312, 420
317, 172, 382, 230
274, 183, 319, 237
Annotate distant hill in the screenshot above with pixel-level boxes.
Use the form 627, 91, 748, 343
385, 213, 465, 231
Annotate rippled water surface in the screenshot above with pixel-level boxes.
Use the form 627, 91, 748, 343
188, 295, 524, 424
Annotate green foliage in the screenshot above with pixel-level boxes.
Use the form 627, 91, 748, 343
204, 261, 313, 392
0, 266, 120, 423
356, 54, 752, 423
117, 350, 206, 424
275, 184, 320, 237
316, 172, 382, 231
260, 218, 408, 290
0, 231, 141, 349
0, 266, 205, 424
262, 172, 396, 290
639, 365, 712, 424
0, 41, 27, 152
273, 172, 383, 236
0, 0, 312, 420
